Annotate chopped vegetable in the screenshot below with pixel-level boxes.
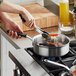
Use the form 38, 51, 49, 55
49, 34, 58, 36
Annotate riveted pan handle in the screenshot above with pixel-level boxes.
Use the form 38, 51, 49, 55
7, 30, 32, 41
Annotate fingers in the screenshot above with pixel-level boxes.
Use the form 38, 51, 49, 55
21, 15, 35, 28
16, 26, 23, 33
27, 20, 33, 28
14, 23, 23, 33
15, 32, 18, 39
11, 31, 14, 38
23, 19, 35, 28
8, 30, 12, 36
8, 30, 21, 39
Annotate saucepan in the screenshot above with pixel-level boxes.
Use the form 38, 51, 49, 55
8, 31, 70, 57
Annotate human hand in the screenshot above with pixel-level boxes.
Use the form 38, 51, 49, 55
5, 20, 23, 39
6, 21, 23, 39
0, 12, 23, 39
20, 9, 35, 28
0, 1, 35, 28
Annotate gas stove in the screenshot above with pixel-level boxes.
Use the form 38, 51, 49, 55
25, 47, 76, 76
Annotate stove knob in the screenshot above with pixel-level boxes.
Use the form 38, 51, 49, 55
59, 71, 70, 76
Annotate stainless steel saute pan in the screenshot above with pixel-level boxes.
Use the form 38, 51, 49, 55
12, 32, 70, 57
18, 14, 70, 57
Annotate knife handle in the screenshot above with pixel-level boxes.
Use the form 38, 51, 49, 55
7, 30, 27, 37
19, 14, 26, 22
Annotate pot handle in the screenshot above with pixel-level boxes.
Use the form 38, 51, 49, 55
7, 30, 32, 41
44, 59, 70, 71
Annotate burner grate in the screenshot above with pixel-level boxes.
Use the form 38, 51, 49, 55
25, 47, 76, 76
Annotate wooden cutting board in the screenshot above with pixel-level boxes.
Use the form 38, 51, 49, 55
7, 3, 58, 31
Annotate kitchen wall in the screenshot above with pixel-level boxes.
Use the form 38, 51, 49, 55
7, 0, 44, 6
6, 0, 60, 6
44, 0, 60, 6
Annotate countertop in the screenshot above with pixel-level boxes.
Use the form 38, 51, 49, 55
3, 27, 59, 49
0, 26, 75, 50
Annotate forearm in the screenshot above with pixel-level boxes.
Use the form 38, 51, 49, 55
0, 1, 35, 28
0, 1, 25, 14
0, 12, 10, 22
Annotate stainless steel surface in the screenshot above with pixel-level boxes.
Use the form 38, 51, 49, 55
34, 25, 50, 40
23, 34, 70, 57
9, 49, 50, 76
45, 0, 59, 16
25, 34, 70, 57
45, 0, 74, 16
32, 34, 70, 57
59, 71, 70, 76
72, 59, 76, 65
44, 59, 76, 76
26, 35, 33, 41
34, 26, 43, 34
44, 59, 70, 71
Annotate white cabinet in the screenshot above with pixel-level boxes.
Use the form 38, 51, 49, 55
1, 35, 15, 76
0, 28, 20, 76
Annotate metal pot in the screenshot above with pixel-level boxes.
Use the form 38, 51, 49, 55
16, 33, 70, 57
32, 34, 70, 57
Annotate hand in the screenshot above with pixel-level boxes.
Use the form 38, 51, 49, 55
5, 20, 23, 39
0, 1, 35, 28
20, 9, 35, 28
0, 12, 23, 39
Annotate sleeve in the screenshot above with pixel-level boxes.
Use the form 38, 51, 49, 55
0, 0, 3, 4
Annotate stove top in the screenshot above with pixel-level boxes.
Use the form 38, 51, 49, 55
25, 47, 76, 76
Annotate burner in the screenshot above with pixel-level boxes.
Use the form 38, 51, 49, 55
25, 47, 76, 76
41, 57, 44, 61
40, 57, 56, 61
48, 57, 56, 61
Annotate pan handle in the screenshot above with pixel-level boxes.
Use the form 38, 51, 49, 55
7, 30, 32, 41
44, 59, 70, 71
7, 30, 27, 37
